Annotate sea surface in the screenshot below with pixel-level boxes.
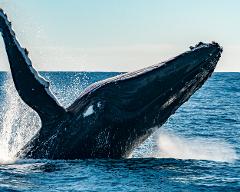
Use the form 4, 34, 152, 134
0, 72, 239, 192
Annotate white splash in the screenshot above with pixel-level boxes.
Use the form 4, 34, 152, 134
0, 76, 19, 164
83, 105, 94, 117
153, 131, 238, 163
0, 74, 41, 164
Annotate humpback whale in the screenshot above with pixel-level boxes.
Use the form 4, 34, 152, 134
0, 9, 223, 159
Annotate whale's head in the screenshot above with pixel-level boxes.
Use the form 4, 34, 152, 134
66, 42, 222, 158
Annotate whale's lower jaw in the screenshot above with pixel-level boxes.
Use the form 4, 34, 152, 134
1, 8, 222, 160
19, 43, 222, 160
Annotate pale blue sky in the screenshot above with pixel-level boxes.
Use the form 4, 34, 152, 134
0, 0, 239, 71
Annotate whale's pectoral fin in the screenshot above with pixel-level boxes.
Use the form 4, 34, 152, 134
0, 9, 66, 121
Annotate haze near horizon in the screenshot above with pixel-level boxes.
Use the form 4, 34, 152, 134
0, 0, 239, 72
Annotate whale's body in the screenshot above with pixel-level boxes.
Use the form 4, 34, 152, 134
0, 9, 222, 159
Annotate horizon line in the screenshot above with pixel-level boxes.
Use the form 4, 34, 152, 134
0, 70, 239, 73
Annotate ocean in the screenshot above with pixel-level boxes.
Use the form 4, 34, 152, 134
0, 72, 239, 191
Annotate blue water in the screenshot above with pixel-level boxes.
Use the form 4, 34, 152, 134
0, 72, 239, 191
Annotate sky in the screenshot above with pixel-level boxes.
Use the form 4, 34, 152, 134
0, 0, 240, 71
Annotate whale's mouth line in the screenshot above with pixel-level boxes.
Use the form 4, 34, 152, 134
136, 48, 220, 115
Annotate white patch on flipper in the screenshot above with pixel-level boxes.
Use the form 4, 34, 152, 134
97, 102, 101, 108
83, 105, 94, 117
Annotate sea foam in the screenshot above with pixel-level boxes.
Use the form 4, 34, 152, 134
0, 74, 40, 164
153, 130, 238, 163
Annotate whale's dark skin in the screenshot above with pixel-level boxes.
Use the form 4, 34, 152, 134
0, 9, 223, 159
